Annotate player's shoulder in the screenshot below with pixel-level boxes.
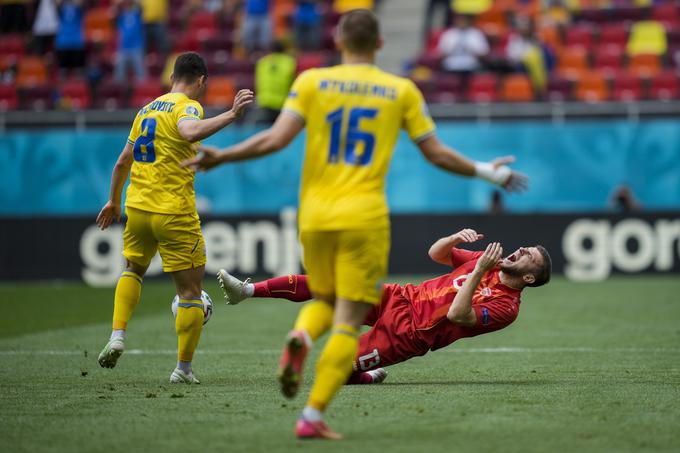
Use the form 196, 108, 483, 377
372, 67, 422, 99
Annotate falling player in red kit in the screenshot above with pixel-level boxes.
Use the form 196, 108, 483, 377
217, 229, 552, 384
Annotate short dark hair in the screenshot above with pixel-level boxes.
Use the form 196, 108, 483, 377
338, 9, 380, 54
528, 245, 552, 288
172, 52, 208, 83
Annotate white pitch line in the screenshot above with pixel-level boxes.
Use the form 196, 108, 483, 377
0, 347, 678, 356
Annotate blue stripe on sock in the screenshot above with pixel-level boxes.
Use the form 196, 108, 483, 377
177, 303, 203, 309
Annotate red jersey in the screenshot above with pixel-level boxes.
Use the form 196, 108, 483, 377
401, 248, 521, 352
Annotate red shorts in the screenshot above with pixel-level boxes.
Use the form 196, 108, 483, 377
353, 284, 429, 371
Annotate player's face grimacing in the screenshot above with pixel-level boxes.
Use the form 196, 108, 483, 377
500, 247, 543, 277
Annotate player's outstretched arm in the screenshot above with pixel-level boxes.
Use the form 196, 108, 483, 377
181, 112, 304, 171
96, 143, 133, 230
447, 242, 503, 326
177, 89, 254, 143
428, 228, 484, 265
416, 135, 529, 192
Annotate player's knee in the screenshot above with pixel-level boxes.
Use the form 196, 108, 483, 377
125, 260, 148, 278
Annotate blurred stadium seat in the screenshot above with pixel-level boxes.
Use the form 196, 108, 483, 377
0, 83, 19, 111
501, 74, 534, 102
60, 78, 92, 110
575, 71, 609, 103
204, 76, 236, 107
16, 57, 48, 88
649, 71, 679, 100
468, 73, 499, 103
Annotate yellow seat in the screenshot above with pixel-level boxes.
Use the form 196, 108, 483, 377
626, 20, 667, 56
452, 0, 492, 15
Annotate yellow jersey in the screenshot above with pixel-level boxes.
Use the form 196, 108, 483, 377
125, 92, 203, 215
282, 64, 436, 232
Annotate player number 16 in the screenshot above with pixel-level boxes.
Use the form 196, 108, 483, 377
326, 107, 378, 166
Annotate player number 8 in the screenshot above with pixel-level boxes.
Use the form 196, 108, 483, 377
133, 118, 157, 163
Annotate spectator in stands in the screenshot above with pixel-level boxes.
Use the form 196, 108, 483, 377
32, 0, 59, 54
254, 40, 296, 123
293, 0, 321, 51
422, 0, 452, 44
438, 14, 489, 80
140, 0, 169, 56
114, 0, 146, 83
242, 0, 271, 53
505, 16, 552, 94
55, 0, 86, 77
0, 0, 30, 33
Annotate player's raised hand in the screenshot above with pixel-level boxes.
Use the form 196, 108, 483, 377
181, 145, 223, 172
96, 200, 121, 230
453, 228, 484, 244
229, 89, 254, 116
490, 156, 529, 193
475, 242, 503, 273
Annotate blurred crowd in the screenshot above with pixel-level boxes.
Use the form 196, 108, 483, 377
0, 0, 374, 111
0, 0, 679, 111
413, 0, 680, 102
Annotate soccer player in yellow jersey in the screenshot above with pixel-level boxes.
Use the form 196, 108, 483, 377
95, 52, 253, 383
184, 10, 527, 437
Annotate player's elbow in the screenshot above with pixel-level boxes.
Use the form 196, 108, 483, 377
447, 309, 475, 326
178, 123, 200, 142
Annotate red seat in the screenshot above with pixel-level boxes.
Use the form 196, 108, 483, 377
426, 29, 445, 53
188, 10, 217, 31
0, 83, 19, 110
131, 81, 162, 108
415, 53, 443, 70
612, 74, 642, 101
60, 78, 91, 110
599, 24, 628, 50
433, 73, 463, 102
297, 52, 329, 73
546, 76, 571, 102
95, 80, 127, 109
652, 3, 679, 29
648, 71, 679, 100
0, 34, 25, 68
19, 86, 53, 110
566, 25, 593, 48
468, 74, 498, 103
593, 47, 623, 78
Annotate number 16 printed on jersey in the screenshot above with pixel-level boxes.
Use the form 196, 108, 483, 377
326, 107, 378, 166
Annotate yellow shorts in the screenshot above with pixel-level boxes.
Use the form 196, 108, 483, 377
300, 228, 390, 305
122, 206, 206, 273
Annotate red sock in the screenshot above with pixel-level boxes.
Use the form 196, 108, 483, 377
252, 275, 312, 302
346, 371, 374, 385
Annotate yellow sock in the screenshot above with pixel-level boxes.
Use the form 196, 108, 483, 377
307, 324, 359, 412
294, 300, 334, 341
112, 271, 142, 330
175, 300, 204, 362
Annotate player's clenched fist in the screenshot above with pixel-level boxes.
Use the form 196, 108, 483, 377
475, 242, 503, 273
230, 89, 254, 116
453, 228, 484, 244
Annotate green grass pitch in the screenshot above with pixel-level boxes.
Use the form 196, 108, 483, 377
1, 276, 679, 453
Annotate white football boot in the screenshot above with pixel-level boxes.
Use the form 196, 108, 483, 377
97, 338, 124, 369
367, 368, 388, 384
170, 368, 200, 384
216, 269, 251, 305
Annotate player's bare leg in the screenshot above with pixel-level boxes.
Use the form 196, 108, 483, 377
170, 265, 205, 384
296, 298, 374, 440
98, 260, 148, 369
